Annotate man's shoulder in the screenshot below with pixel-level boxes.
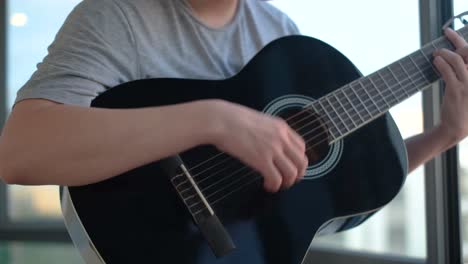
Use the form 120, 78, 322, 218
249, 0, 287, 17
246, 0, 300, 34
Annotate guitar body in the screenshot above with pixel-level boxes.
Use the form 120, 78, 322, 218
63, 36, 408, 264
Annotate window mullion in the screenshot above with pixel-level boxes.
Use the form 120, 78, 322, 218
0, 183, 7, 226
420, 0, 462, 263
0, 0, 7, 227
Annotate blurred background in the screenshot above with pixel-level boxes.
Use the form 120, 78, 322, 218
0, 0, 467, 263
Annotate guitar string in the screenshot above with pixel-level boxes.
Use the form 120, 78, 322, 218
177, 28, 467, 184
176, 59, 429, 191
175, 54, 437, 198
200, 32, 468, 207
191, 68, 436, 214
172, 36, 452, 188
184, 65, 435, 211
193, 29, 467, 207
175, 108, 321, 191
178, 31, 466, 212
177, 53, 438, 203
173, 27, 464, 188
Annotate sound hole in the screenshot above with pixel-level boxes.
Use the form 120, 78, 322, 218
276, 106, 330, 165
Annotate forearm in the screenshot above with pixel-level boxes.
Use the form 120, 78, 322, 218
0, 99, 219, 186
404, 125, 458, 173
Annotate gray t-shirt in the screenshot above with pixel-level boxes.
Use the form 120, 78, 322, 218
14, 0, 300, 107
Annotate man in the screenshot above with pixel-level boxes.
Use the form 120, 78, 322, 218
1, 0, 468, 263
0, 0, 467, 205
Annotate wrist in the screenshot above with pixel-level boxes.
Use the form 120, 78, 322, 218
432, 124, 459, 151
191, 99, 227, 146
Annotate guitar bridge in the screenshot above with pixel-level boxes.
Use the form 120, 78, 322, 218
161, 155, 236, 257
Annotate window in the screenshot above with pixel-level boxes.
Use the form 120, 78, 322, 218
3, 0, 83, 262
0, 242, 82, 264
7, 0, 81, 222
454, 1, 468, 261
272, 0, 426, 259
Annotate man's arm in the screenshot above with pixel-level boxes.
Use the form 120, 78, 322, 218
0, 98, 307, 192
405, 126, 458, 173
405, 28, 468, 173
0, 99, 221, 186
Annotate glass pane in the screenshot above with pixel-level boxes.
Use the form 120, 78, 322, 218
7, 0, 82, 221
7, 185, 62, 221
0, 242, 83, 264
454, 1, 468, 262
271, 0, 426, 258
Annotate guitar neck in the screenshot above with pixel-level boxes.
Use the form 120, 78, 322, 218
309, 26, 468, 143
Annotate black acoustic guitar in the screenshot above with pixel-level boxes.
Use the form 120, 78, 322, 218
61, 24, 468, 264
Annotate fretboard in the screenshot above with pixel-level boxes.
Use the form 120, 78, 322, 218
309, 26, 468, 142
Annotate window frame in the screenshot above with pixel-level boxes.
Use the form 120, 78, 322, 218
420, 0, 463, 263
0, 0, 69, 243
0, 0, 8, 230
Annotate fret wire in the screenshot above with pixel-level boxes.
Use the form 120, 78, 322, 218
421, 41, 439, 73
374, 68, 401, 103
324, 62, 433, 139
429, 40, 446, 71
186, 42, 468, 207
387, 64, 409, 98
345, 82, 380, 119
393, 60, 429, 94
331, 34, 457, 135
420, 44, 441, 75
419, 41, 439, 73
381, 67, 401, 98
397, 60, 420, 94
376, 69, 406, 103
381, 66, 413, 101
332, 92, 357, 128
324, 96, 350, 132
378, 62, 429, 100
368, 75, 391, 108
343, 63, 431, 126
376, 70, 400, 103
341, 88, 365, 123
432, 38, 452, 50
408, 54, 430, 83
344, 85, 371, 120
327, 93, 344, 124
343, 73, 418, 132
389, 69, 414, 100
436, 38, 453, 49
358, 80, 382, 113
416, 47, 440, 80
323, 95, 344, 130
326, 43, 448, 135
399, 62, 421, 92
310, 101, 339, 139
401, 57, 431, 93
349, 82, 373, 117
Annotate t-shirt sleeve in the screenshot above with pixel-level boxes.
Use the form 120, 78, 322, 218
287, 19, 301, 35
14, 0, 139, 107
